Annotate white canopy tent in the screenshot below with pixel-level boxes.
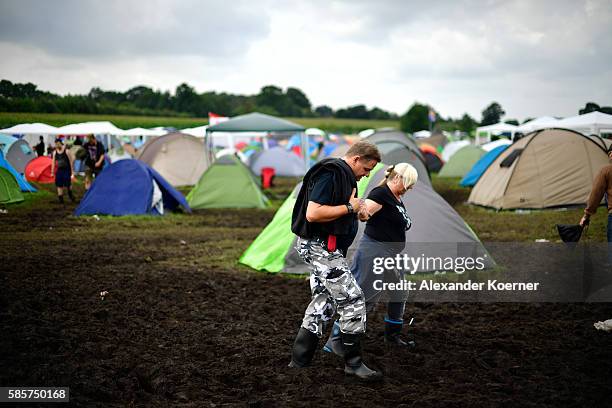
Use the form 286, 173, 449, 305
305, 128, 325, 137
515, 116, 560, 134
476, 122, 517, 144
118, 127, 167, 137
555, 111, 612, 136
0, 122, 61, 146
56, 121, 124, 135
55, 121, 125, 150
181, 125, 208, 138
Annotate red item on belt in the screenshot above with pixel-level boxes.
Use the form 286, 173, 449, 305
327, 234, 337, 252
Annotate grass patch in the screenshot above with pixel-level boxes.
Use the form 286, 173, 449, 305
0, 112, 398, 133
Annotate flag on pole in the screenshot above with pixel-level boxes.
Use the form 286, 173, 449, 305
428, 108, 436, 123
208, 112, 229, 126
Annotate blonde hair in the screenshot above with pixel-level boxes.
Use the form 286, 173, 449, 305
379, 162, 418, 188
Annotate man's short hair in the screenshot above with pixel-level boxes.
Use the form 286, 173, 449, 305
346, 141, 381, 162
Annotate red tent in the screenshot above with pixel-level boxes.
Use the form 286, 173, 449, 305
25, 156, 54, 184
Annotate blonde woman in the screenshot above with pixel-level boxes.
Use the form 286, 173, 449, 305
324, 163, 418, 355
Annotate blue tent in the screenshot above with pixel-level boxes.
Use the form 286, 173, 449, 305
75, 159, 191, 216
0, 150, 37, 192
460, 145, 509, 187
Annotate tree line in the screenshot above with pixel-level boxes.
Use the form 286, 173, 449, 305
0, 79, 608, 134
0, 80, 397, 121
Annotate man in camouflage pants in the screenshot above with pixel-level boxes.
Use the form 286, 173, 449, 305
288, 141, 382, 381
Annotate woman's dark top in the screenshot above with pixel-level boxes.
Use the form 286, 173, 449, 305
364, 184, 411, 243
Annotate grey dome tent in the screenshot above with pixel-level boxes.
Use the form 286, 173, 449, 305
240, 162, 493, 274
249, 146, 307, 177
0, 134, 35, 174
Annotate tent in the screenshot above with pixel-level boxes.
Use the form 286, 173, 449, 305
249, 146, 307, 177
481, 139, 511, 152
0, 123, 60, 147
468, 128, 610, 209
207, 112, 305, 133
240, 163, 493, 274
0, 167, 24, 204
56, 121, 125, 135
475, 122, 517, 144
515, 117, 560, 134
460, 145, 510, 187
187, 154, 269, 209
0, 134, 36, 174
206, 112, 307, 169
365, 130, 426, 163
25, 156, 54, 184
413, 130, 431, 139
108, 147, 133, 163
419, 144, 444, 173
555, 111, 612, 136
417, 133, 448, 150
438, 145, 486, 178
75, 159, 190, 216
0, 151, 36, 192
441, 140, 470, 162
136, 132, 211, 186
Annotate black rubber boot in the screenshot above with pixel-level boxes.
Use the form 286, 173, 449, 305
322, 320, 344, 357
342, 333, 383, 381
58, 195, 65, 206
384, 319, 416, 348
68, 189, 75, 202
288, 327, 319, 368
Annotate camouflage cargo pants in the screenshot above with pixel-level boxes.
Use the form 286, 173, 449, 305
296, 237, 366, 337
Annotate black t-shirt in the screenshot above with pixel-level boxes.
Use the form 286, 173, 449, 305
364, 184, 411, 243
83, 141, 105, 168
309, 170, 358, 253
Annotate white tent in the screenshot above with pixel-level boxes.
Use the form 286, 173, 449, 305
555, 112, 612, 136
0, 122, 61, 146
413, 130, 432, 139
181, 125, 208, 138
516, 116, 560, 134
0, 122, 59, 134
305, 128, 325, 137
481, 138, 511, 152
56, 121, 125, 135
118, 127, 167, 137
441, 140, 470, 162
476, 122, 517, 144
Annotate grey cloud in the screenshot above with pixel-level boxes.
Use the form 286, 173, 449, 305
0, 0, 270, 58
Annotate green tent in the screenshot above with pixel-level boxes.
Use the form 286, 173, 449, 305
186, 155, 270, 209
0, 167, 24, 204
438, 145, 485, 178
238, 169, 373, 273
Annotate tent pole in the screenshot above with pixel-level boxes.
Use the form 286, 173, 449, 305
301, 132, 309, 171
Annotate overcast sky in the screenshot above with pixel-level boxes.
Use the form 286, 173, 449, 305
0, 0, 611, 121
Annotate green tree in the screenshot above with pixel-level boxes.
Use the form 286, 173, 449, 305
481, 102, 505, 126
286, 87, 311, 110
400, 103, 429, 133
315, 105, 333, 117
504, 119, 519, 126
458, 113, 477, 133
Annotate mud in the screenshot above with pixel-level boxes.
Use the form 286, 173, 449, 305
1, 185, 611, 407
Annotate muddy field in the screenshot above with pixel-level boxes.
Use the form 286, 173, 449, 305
1, 182, 612, 407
